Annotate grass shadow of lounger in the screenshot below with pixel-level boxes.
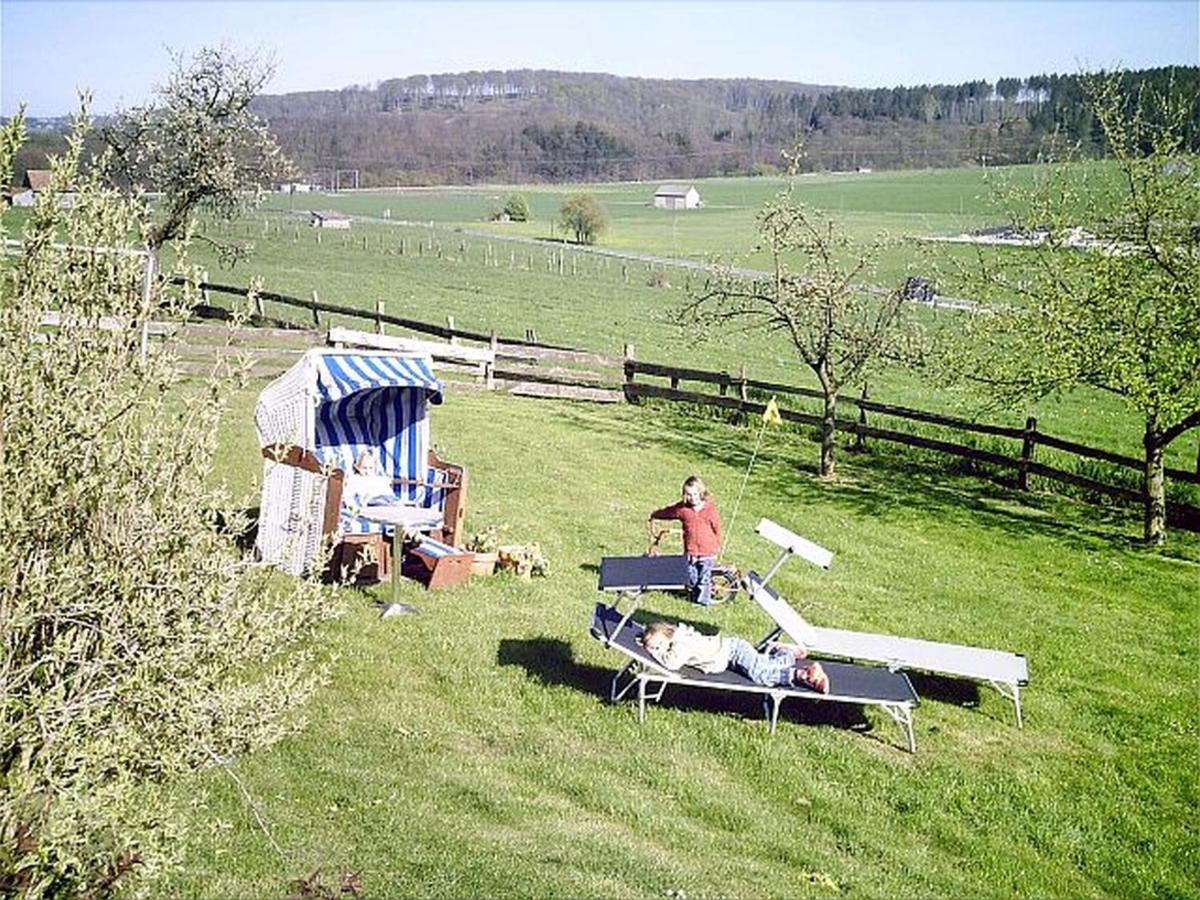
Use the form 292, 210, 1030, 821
648, 681, 874, 737
497, 636, 612, 696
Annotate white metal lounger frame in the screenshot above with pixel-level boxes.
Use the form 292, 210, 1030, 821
590, 605, 919, 752
747, 518, 1030, 727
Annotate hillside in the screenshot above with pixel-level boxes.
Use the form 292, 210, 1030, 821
249, 66, 1199, 186
9, 66, 1197, 189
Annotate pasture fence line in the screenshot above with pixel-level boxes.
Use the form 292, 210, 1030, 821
621, 357, 1200, 527
165, 275, 1199, 524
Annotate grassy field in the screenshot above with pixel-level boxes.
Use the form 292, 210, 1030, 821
157, 381, 1198, 898
262, 167, 1032, 259
190, 167, 1199, 479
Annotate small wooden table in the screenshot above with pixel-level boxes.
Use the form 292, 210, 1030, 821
358, 504, 444, 603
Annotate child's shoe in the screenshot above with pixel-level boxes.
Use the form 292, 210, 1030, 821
794, 661, 830, 694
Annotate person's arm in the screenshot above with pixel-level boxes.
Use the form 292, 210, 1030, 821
643, 637, 685, 671
649, 502, 682, 522
710, 504, 722, 545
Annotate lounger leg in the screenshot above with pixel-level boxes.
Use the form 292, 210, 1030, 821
767, 693, 782, 735
638, 677, 647, 723
610, 660, 639, 703
881, 703, 917, 753
989, 680, 1024, 728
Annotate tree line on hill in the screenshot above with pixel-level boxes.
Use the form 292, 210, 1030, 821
9, 66, 1196, 188
250, 66, 1200, 185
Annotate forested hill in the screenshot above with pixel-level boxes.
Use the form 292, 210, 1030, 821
252, 66, 1199, 186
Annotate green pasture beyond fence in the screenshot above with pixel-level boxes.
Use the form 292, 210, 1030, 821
171, 275, 1200, 530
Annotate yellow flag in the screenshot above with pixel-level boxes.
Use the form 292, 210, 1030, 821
762, 395, 782, 425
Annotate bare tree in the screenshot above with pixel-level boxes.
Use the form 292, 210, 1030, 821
683, 152, 916, 478
103, 45, 295, 262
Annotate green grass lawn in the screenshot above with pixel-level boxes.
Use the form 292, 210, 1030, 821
158, 380, 1200, 899
189, 198, 1200, 480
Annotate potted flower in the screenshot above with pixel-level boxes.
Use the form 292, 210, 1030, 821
466, 525, 506, 576
496, 542, 549, 580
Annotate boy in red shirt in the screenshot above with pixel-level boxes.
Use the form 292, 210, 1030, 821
649, 475, 722, 606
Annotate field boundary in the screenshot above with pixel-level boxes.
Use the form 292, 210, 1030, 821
163, 277, 1200, 525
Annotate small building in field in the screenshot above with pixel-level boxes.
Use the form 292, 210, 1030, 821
15, 169, 76, 208
310, 210, 352, 229
653, 184, 702, 210
279, 182, 313, 193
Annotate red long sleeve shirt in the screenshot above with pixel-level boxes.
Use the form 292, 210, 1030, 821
650, 501, 722, 558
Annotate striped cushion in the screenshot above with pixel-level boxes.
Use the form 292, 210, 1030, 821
415, 537, 470, 559
313, 385, 433, 534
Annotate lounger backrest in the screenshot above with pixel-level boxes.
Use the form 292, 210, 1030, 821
590, 604, 675, 677
754, 519, 833, 569
745, 571, 819, 646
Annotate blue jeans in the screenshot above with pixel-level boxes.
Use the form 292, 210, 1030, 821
688, 556, 715, 606
726, 638, 795, 687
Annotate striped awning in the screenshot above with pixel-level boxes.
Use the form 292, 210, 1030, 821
315, 353, 443, 403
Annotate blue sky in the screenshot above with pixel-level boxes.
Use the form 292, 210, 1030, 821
2, 0, 1197, 116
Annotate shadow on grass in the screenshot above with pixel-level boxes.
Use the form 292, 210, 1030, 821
497, 637, 612, 697
906, 671, 980, 708
496, 635, 880, 745
559, 402, 1162, 556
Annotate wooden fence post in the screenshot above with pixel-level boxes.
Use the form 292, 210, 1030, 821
853, 382, 870, 452
311, 290, 321, 329
623, 344, 636, 396
486, 331, 498, 390
374, 299, 385, 334
253, 289, 265, 319
200, 269, 210, 306
738, 363, 748, 405
1018, 415, 1038, 490
447, 315, 457, 345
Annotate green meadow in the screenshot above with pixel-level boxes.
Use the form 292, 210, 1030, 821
154, 165, 1200, 897
11, 162, 1194, 896
158, 384, 1199, 898
200, 164, 1198, 478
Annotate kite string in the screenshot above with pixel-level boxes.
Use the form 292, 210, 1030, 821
721, 415, 768, 557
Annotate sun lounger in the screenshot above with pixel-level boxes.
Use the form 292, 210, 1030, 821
745, 570, 1030, 727
589, 602, 920, 751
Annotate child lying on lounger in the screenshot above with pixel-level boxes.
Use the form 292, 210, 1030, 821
640, 621, 830, 693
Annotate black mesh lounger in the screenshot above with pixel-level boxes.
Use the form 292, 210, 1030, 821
589, 603, 921, 752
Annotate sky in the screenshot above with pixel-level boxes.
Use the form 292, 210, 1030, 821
1, 0, 1197, 116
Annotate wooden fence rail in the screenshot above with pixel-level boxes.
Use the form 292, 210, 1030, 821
163, 275, 1196, 521
623, 359, 1200, 487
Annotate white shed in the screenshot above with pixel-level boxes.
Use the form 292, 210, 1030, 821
653, 184, 702, 210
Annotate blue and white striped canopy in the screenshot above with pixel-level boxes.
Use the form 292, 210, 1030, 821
315, 353, 443, 404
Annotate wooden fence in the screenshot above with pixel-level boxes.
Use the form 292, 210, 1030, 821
167, 275, 1199, 526
169, 276, 626, 401
622, 358, 1200, 527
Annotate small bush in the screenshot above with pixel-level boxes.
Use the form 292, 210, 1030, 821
0, 106, 337, 896
502, 194, 530, 223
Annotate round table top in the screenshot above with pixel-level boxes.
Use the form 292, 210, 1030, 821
357, 503, 443, 532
